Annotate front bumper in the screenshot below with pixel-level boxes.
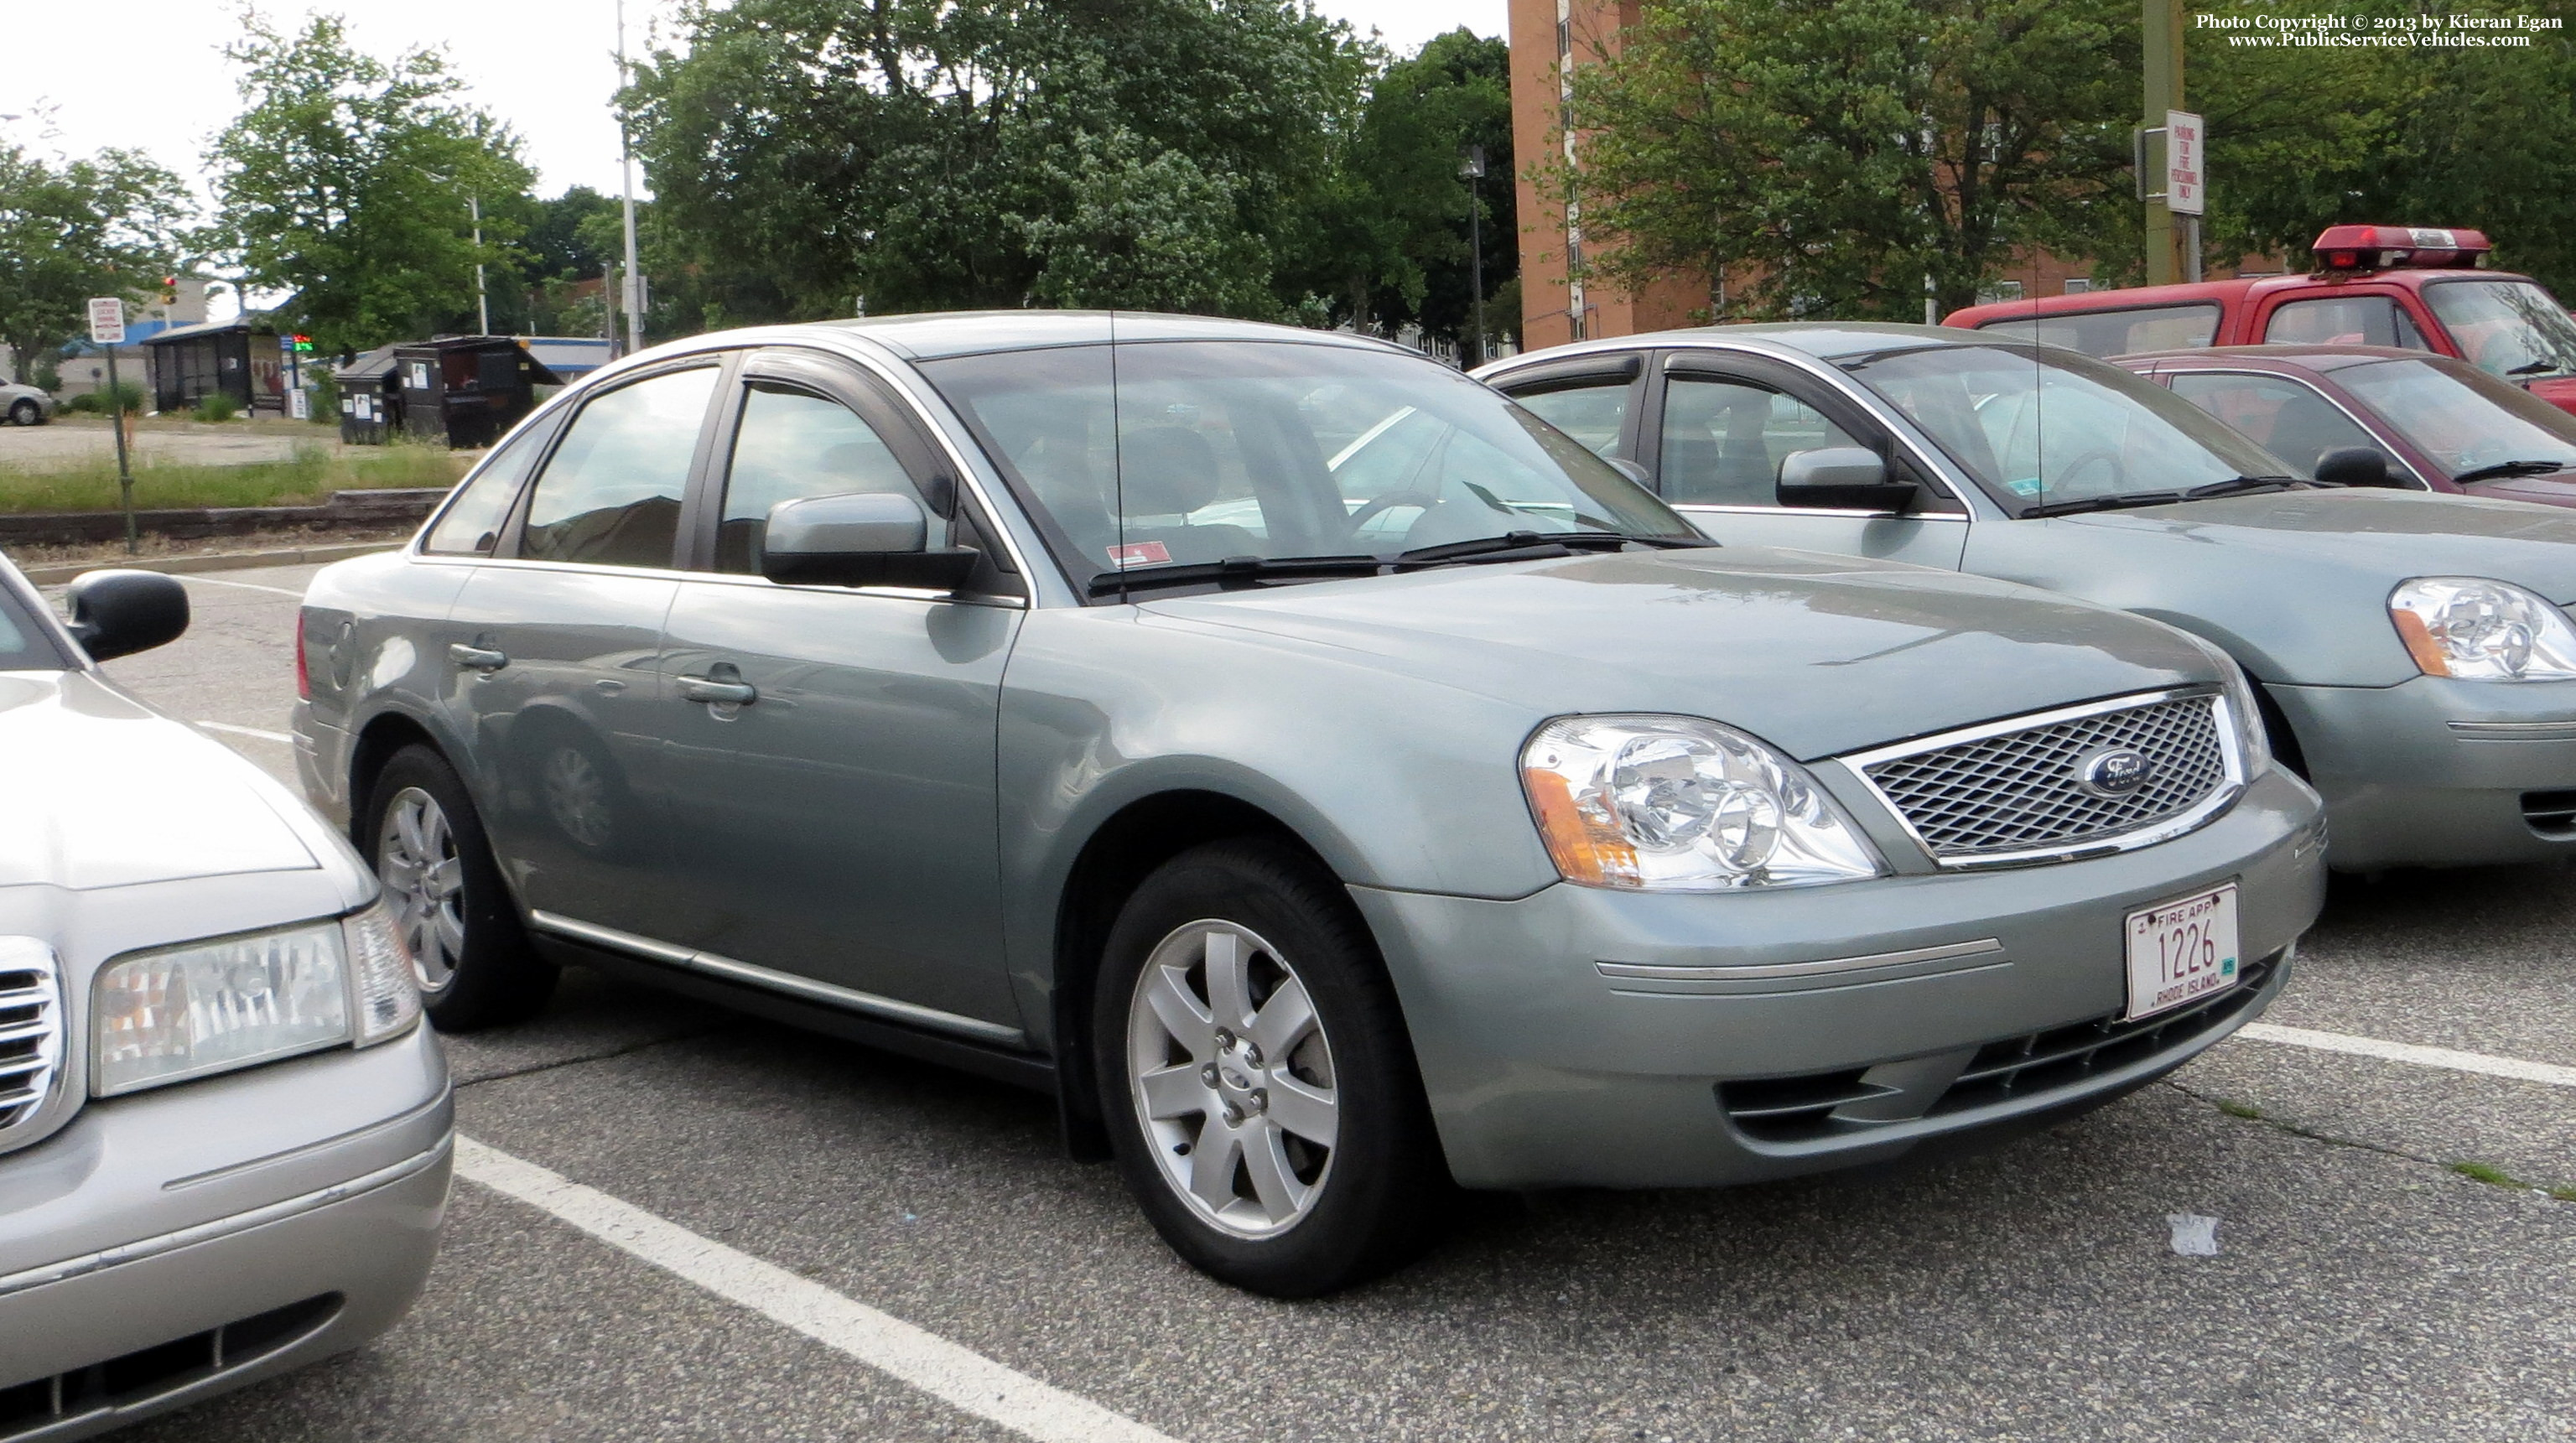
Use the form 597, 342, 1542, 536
2268, 674, 2576, 869
0, 1025, 449, 1437
1353, 767, 2324, 1191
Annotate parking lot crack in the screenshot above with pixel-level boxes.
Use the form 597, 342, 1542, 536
452, 1025, 739, 1090
2162, 1077, 2571, 1205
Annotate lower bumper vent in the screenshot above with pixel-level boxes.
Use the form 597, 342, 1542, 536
0, 1294, 340, 1440
2521, 790, 2576, 838
1718, 952, 2280, 1145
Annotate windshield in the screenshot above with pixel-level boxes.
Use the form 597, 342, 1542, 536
0, 579, 61, 670
2340, 357, 2576, 479
923, 340, 1696, 592
2424, 278, 2576, 381
1843, 343, 2289, 509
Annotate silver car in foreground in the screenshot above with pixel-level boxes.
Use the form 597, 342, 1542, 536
296, 314, 2325, 1295
0, 559, 445, 1437
0, 384, 53, 428
1486, 324, 2576, 870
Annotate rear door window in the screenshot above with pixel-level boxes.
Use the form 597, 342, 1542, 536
2262, 295, 2431, 350
1977, 304, 2220, 357
423, 418, 551, 555
2166, 372, 2381, 479
1512, 380, 1631, 459
517, 366, 719, 568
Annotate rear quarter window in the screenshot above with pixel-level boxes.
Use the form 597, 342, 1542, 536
1978, 304, 2221, 358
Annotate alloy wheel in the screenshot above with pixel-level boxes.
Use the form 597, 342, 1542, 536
1128, 920, 1340, 1239
378, 785, 465, 990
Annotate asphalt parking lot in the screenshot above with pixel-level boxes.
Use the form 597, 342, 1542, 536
44, 558, 2576, 1441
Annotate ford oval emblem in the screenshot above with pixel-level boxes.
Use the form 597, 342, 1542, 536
2079, 747, 2153, 797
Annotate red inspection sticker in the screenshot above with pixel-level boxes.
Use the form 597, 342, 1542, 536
1106, 541, 1171, 568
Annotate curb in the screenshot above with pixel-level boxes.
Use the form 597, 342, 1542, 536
20, 541, 402, 586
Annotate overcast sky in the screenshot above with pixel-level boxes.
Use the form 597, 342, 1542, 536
1, 1, 1511, 201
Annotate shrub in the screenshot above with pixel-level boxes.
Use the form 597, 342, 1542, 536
193, 392, 243, 423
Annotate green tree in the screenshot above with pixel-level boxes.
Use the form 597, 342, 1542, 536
0, 144, 190, 384
1299, 29, 1518, 347
204, 10, 534, 353
1563, 0, 2137, 319
2193, 0, 2576, 295
625, 0, 1373, 322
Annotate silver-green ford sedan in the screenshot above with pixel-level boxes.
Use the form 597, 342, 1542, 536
293, 314, 2325, 1295
1484, 324, 2576, 872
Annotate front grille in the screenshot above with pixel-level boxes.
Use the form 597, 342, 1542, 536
1856, 691, 2234, 864
1718, 952, 2278, 1145
0, 940, 63, 1143
0, 1295, 340, 1440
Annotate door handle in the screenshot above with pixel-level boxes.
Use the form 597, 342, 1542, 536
678, 676, 757, 706
449, 643, 509, 672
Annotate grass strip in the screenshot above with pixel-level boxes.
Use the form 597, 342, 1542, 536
0, 441, 463, 514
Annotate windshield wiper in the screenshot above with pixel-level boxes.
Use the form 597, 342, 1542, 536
1088, 553, 1384, 598
2454, 459, 2574, 484
2184, 475, 2307, 498
2018, 491, 2187, 518
2506, 361, 2567, 377
1393, 531, 1647, 569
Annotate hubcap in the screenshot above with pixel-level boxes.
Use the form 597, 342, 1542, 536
1128, 921, 1338, 1239
377, 786, 465, 992
540, 744, 613, 849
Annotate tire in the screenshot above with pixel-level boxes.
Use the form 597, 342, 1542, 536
7, 400, 37, 427
1092, 839, 1446, 1296
362, 744, 558, 1030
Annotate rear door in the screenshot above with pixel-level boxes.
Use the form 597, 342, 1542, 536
644, 349, 1028, 1032
1642, 351, 1971, 568
443, 358, 728, 940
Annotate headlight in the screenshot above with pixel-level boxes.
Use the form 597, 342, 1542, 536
2389, 578, 2576, 682
93, 902, 420, 1098
2214, 658, 2272, 776
1521, 715, 1886, 890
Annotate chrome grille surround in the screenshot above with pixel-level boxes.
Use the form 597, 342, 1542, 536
1843, 688, 2246, 869
0, 937, 65, 1153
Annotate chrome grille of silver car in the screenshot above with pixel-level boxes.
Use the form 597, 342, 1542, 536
1852, 690, 2237, 865
0, 940, 64, 1144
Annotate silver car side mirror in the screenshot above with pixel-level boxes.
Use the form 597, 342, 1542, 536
66, 569, 190, 662
761, 492, 978, 591
1776, 447, 1919, 513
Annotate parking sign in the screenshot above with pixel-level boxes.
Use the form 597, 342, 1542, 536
86, 297, 126, 345
2165, 111, 2205, 216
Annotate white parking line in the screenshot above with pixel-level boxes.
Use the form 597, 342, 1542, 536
177, 574, 304, 596
453, 1137, 1182, 1443
2241, 1023, 2576, 1089
196, 720, 296, 745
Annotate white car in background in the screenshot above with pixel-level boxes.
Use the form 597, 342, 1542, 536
1, 382, 55, 427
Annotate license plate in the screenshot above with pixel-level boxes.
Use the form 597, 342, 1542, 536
2124, 885, 2241, 1021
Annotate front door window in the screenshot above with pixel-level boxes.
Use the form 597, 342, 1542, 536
1659, 376, 1864, 506
2166, 372, 2382, 480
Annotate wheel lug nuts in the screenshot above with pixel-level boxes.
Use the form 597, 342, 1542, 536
1249, 1088, 1267, 1113
1213, 1029, 1235, 1050
1222, 1102, 1244, 1125
1200, 1064, 1219, 1087
1242, 1045, 1263, 1067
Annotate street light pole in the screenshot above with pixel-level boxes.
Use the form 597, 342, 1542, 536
470, 195, 490, 335
616, 0, 645, 356
1461, 146, 1487, 370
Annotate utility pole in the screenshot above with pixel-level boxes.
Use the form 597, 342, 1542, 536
616, 0, 645, 356
2142, 0, 2187, 285
1461, 146, 1488, 369
470, 195, 491, 335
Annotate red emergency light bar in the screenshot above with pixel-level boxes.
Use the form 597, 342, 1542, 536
2312, 225, 2491, 272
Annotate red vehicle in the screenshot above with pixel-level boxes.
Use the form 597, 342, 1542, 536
2114, 345, 2576, 506
1945, 226, 2576, 416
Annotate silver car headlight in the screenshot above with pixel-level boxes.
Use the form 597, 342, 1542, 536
2389, 578, 2576, 682
1521, 715, 1887, 890
93, 901, 422, 1098
2212, 658, 2272, 776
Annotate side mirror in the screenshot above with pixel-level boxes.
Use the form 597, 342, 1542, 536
761, 491, 979, 591
2315, 445, 2400, 488
65, 569, 189, 662
1776, 447, 1919, 512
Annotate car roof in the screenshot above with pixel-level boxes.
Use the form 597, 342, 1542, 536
1484, 322, 2080, 373
813, 310, 1402, 361
2116, 344, 2459, 375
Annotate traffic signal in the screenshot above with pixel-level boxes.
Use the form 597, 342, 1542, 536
160, 277, 178, 304
290, 335, 315, 353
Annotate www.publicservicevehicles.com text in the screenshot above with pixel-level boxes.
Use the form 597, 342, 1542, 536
2203, 12, 2559, 45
